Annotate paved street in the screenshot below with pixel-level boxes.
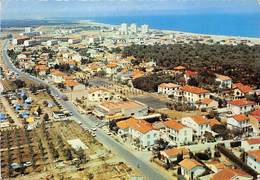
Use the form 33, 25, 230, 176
2, 39, 170, 180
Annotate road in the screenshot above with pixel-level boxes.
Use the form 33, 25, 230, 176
2, 39, 169, 180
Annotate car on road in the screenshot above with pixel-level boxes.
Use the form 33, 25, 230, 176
106, 131, 111, 135
91, 128, 97, 131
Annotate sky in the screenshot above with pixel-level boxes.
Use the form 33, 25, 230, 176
1, 0, 260, 19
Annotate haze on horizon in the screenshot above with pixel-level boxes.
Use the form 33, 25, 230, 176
1, 0, 260, 20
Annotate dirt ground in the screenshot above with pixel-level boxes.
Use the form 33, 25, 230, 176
1, 121, 140, 180
156, 108, 207, 119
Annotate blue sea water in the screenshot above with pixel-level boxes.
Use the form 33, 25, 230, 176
89, 13, 260, 38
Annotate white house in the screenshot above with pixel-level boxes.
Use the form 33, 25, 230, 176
180, 85, 210, 104
196, 98, 218, 110
86, 88, 117, 102
228, 99, 255, 115
64, 79, 85, 91
163, 119, 193, 145
215, 74, 232, 89
105, 63, 119, 75
181, 115, 210, 137
249, 109, 260, 135
179, 158, 205, 179
241, 138, 260, 151
160, 147, 189, 163
227, 114, 251, 132
246, 150, 260, 173
233, 83, 253, 98
158, 83, 180, 95
116, 118, 159, 148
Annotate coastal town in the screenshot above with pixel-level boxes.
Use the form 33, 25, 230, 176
1, 21, 260, 180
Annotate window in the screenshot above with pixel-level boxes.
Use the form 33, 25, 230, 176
147, 134, 150, 139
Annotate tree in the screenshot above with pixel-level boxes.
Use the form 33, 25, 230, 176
43, 113, 49, 122
65, 148, 73, 161
37, 107, 42, 115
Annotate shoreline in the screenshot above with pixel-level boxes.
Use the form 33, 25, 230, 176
80, 20, 260, 44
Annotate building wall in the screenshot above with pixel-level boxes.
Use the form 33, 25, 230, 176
246, 156, 260, 172
181, 166, 205, 179
183, 92, 210, 104
227, 118, 251, 130
241, 141, 260, 151
181, 117, 210, 136
229, 105, 254, 115
166, 127, 193, 145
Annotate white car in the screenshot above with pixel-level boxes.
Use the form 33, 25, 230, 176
91, 128, 97, 131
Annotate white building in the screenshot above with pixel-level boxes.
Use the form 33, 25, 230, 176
228, 99, 255, 115
179, 159, 205, 179
24, 40, 41, 47
160, 147, 189, 163
163, 119, 193, 145
120, 23, 128, 35
94, 100, 148, 119
246, 150, 260, 173
196, 98, 218, 110
86, 88, 117, 102
227, 114, 251, 132
117, 118, 159, 148
180, 85, 210, 104
130, 23, 137, 34
68, 38, 81, 44
215, 74, 232, 89
233, 83, 253, 98
141, 24, 149, 34
181, 115, 210, 136
241, 138, 260, 151
158, 83, 180, 95
47, 40, 58, 46
25, 27, 32, 33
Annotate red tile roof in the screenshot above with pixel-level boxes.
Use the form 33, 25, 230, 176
251, 108, 260, 117
233, 83, 253, 93
179, 159, 202, 170
246, 138, 260, 145
162, 147, 189, 158
192, 115, 208, 125
174, 66, 186, 71
185, 70, 198, 77
228, 99, 255, 106
212, 168, 251, 180
232, 114, 248, 122
159, 83, 179, 89
247, 150, 260, 161
164, 120, 187, 131
181, 85, 209, 94
116, 118, 155, 134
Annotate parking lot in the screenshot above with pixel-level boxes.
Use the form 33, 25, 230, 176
131, 95, 168, 109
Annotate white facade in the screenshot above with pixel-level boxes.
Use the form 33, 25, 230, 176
87, 89, 115, 102
130, 128, 159, 147
241, 139, 260, 151
68, 39, 81, 44
181, 116, 210, 136
141, 24, 149, 34
158, 83, 180, 95
227, 115, 251, 132
130, 23, 137, 34
47, 40, 58, 46
228, 104, 254, 115
246, 151, 260, 173
120, 23, 128, 35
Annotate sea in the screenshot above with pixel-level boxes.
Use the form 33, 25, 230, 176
2, 13, 260, 38
88, 13, 260, 38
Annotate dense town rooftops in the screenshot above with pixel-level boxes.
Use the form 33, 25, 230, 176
174, 66, 186, 71
216, 74, 232, 81
228, 99, 255, 106
180, 85, 209, 94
